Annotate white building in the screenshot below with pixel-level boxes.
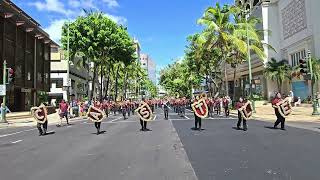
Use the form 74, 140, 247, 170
49, 47, 91, 105
140, 53, 157, 84
231, 0, 320, 100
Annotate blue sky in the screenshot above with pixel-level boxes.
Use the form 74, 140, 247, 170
12, 0, 234, 69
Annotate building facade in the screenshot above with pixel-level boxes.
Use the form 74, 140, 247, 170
49, 48, 90, 105
0, 0, 57, 111
140, 53, 157, 84
231, 0, 320, 100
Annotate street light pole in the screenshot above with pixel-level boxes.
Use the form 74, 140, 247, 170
66, 20, 70, 102
245, 10, 255, 112
1, 60, 7, 123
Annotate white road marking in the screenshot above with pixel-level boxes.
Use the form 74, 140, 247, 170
153, 115, 157, 121
208, 117, 237, 120
11, 140, 23, 144
110, 117, 124, 122
184, 116, 190, 119
169, 119, 191, 121
186, 109, 193, 112
0, 128, 37, 138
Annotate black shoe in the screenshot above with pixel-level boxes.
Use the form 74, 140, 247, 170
236, 127, 241, 130
280, 128, 286, 131
145, 128, 151, 131
56, 124, 61, 127
96, 131, 100, 135
39, 133, 43, 136
243, 128, 247, 131
273, 126, 278, 129
140, 128, 144, 131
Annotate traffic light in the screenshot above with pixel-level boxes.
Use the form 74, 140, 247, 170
299, 59, 308, 74
7, 68, 14, 83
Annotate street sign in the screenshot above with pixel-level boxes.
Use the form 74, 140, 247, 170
0, 85, 6, 96
21, 88, 31, 93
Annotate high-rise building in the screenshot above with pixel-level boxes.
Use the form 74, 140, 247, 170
0, 0, 57, 111
229, 0, 320, 100
140, 54, 157, 84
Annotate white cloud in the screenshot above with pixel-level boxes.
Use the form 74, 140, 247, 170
103, 0, 119, 8
44, 19, 68, 44
29, 0, 74, 16
68, 0, 80, 8
105, 13, 127, 25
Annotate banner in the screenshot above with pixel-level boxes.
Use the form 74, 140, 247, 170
191, 98, 208, 118
87, 106, 106, 122
135, 102, 153, 121
31, 104, 48, 124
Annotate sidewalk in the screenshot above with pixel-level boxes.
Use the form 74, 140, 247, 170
0, 111, 87, 129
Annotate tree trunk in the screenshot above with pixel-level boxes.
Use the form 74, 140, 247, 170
100, 65, 103, 101
233, 66, 237, 102
104, 69, 110, 100
114, 65, 120, 102
123, 71, 128, 99
277, 80, 282, 94
90, 63, 97, 100
224, 62, 229, 96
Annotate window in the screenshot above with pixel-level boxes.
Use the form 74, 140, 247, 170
51, 78, 63, 88
290, 49, 306, 67
51, 47, 59, 53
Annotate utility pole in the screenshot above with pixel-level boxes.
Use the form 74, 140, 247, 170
66, 20, 70, 102
245, 9, 255, 112
1, 60, 7, 123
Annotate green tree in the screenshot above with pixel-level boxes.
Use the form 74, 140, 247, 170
264, 58, 292, 93
61, 11, 136, 101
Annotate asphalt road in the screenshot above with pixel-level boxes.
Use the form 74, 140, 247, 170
0, 107, 320, 180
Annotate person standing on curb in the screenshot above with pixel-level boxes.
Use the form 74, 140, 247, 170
57, 99, 69, 127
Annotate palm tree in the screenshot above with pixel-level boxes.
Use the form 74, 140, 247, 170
264, 58, 292, 93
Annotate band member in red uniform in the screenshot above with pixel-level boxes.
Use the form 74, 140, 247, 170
222, 96, 230, 117
139, 99, 151, 131
272, 92, 286, 130
236, 97, 247, 131
94, 101, 103, 135
193, 97, 202, 130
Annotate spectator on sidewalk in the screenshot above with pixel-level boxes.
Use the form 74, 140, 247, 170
57, 100, 69, 127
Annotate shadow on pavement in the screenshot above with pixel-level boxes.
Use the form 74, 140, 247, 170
90, 130, 106, 135
43, 132, 55, 136
264, 126, 277, 130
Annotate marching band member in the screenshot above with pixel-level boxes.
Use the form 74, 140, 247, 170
236, 97, 247, 131
139, 100, 151, 131
121, 101, 128, 120
272, 92, 286, 130
94, 101, 103, 135
36, 105, 48, 136
193, 97, 202, 130
223, 96, 230, 117
214, 97, 221, 115
163, 99, 169, 120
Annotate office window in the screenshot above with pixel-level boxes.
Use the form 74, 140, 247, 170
51, 78, 63, 88
290, 49, 306, 67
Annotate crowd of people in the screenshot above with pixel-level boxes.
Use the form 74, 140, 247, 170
35, 93, 290, 136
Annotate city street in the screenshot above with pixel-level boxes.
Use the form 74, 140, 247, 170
0, 108, 320, 180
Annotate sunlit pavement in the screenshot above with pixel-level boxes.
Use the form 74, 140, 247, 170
0, 108, 320, 180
